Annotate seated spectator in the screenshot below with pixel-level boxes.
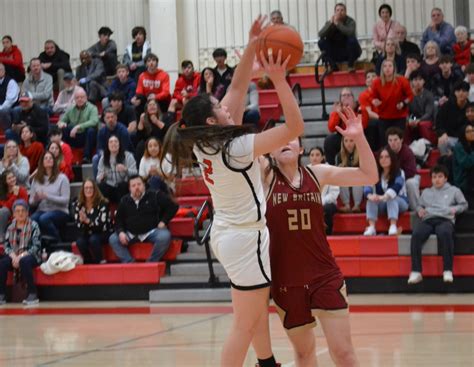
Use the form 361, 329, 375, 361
88, 26, 118, 77
139, 137, 169, 193
0, 35, 25, 82
358, 70, 380, 150
131, 53, 170, 115
466, 63, 474, 102
336, 137, 363, 213
52, 73, 81, 116
8, 92, 49, 145
0, 170, 28, 242
386, 127, 420, 210
0, 62, 19, 130
97, 135, 137, 204
109, 175, 178, 263
396, 25, 421, 60
243, 82, 260, 126
38, 40, 72, 91
48, 126, 73, 172
370, 59, 413, 146
123, 26, 151, 81
109, 91, 137, 137
375, 38, 405, 76
308, 146, 340, 235
453, 26, 473, 71
405, 70, 436, 145
430, 55, 463, 107
29, 151, 70, 242
76, 50, 107, 104
408, 165, 468, 284
0, 140, 30, 187
324, 87, 369, 165
318, 3, 361, 72
102, 64, 136, 109
435, 81, 470, 155
57, 88, 99, 163
198, 67, 225, 100
48, 142, 73, 181
420, 8, 456, 55
0, 199, 41, 305
453, 123, 474, 208
372, 4, 401, 55
171, 60, 200, 110
403, 53, 422, 80
22, 58, 54, 111
19, 126, 44, 174
270, 10, 285, 25
73, 179, 111, 264
363, 147, 409, 236
212, 48, 235, 97
420, 41, 441, 83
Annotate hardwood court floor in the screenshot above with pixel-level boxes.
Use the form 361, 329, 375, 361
0, 295, 472, 366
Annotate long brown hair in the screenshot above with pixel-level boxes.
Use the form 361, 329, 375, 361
34, 151, 60, 184
161, 94, 253, 176
48, 141, 64, 165
380, 59, 399, 86
377, 147, 400, 183
141, 99, 163, 136
339, 138, 359, 167
78, 178, 108, 208
144, 136, 162, 158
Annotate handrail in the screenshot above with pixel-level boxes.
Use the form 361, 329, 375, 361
314, 53, 331, 120
292, 83, 303, 106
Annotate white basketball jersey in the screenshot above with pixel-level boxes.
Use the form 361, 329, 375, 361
193, 134, 266, 228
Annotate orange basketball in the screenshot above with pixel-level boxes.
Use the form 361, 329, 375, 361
256, 24, 304, 70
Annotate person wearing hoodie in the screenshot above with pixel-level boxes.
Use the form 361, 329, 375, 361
131, 53, 170, 116
38, 40, 72, 91
0, 35, 25, 83
408, 165, 468, 285
88, 26, 118, 77
102, 64, 136, 109
21, 58, 54, 111
123, 26, 151, 81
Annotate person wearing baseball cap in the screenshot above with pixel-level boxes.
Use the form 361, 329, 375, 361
88, 26, 118, 76
52, 72, 81, 115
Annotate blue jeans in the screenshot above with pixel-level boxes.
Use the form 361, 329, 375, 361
76, 233, 107, 264
62, 126, 97, 160
0, 254, 39, 294
366, 197, 409, 222
109, 228, 171, 263
31, 210, 70, 242
92, 151, 103, 179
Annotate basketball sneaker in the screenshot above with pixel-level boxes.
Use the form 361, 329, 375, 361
0, 294, 5, 305
407, 271, 423, 284
443, 271, 453, 283
388, 224, 398, 236
363, 226, 376, 236
22, 293, 39, 305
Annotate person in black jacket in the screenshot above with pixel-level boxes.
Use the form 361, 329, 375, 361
38, 40, 72, 91
109, 175, 178, 263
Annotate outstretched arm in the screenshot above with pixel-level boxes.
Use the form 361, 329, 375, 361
221, 15, 267, 125
311, 107, 378, 187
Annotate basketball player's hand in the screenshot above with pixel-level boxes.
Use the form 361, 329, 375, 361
248, 15, 268, 44
259, 49, 290, 83
335, 107, 363, 139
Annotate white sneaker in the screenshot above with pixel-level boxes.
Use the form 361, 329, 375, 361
363, 226, 376, 236
388, 224, 398, 236
408, 271, 423, 284
443, 271, 453, 283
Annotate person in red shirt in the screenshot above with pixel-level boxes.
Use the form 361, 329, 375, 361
48, 142, 74, 181
453, 26, 473, 71
19, 126, 44, 175
0, 35, 25, 82
131, 53, 170, 116
370, 58, 413, 147
359, 69, 381, 150
48, 125, 74, 173
170, 60, 200, 110
324, 87, 369, 165
0, 170, 28, 243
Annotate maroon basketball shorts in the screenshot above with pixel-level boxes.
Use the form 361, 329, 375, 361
272, 277, 349, 333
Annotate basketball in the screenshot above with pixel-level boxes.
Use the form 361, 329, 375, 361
256, 24, 304, 70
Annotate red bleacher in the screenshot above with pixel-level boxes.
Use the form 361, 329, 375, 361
333, 212, 413, 235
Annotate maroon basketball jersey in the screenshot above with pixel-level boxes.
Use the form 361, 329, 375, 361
266, 166, 342, 287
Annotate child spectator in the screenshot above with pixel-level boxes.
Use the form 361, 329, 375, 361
48, 142, 73, 181
359, 70, 380, 149
73, 179, 111, 264
48, 126, 73, 171
336, 137, 363, 213
0, 170, 28, 243
308, 146, 324, 166
122, 26, 151, 81
19, 125, 44, 174
97, 135, 137, 204
88, 26, 118, 77
0, 140, 30, 187
109, 91, 138, 138
363, 147, 409, 236
408, 165, 467, 284
212, 48, 234, 97
171, 60, 200, 109
404, 53, 422, 80
102, 64, 136, 109
0, 35, 25, 82
199, 67, 225, 100
139, 137, 169, 193
453, 123, 474, 208
430, 55, 464, 107
370, 59, 413, 146
29, 151, 70, 242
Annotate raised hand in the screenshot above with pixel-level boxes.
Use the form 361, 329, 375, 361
259, 49, 290, 83
249, 15, 268, 44
335, 107, 364, 140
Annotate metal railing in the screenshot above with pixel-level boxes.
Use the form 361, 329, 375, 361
314, 53, 331, 120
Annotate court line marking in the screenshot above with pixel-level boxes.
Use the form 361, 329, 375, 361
35, 313, 227, 366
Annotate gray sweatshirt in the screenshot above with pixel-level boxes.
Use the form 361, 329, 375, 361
29, 173, 71, 214
417, 183, 468, 223
97, 151, 137, 187
22, 71, 54, 107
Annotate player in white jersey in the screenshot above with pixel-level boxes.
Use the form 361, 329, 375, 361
162, 16, 304, 367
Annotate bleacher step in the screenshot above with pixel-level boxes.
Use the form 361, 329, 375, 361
398, 235, 437, 255
170, 262, 226, 276
177, 252, 216, 261
149, 288, 231, 302
159, 274, 229, 284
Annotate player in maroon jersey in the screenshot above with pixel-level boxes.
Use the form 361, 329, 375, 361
263, 108, 378, 366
